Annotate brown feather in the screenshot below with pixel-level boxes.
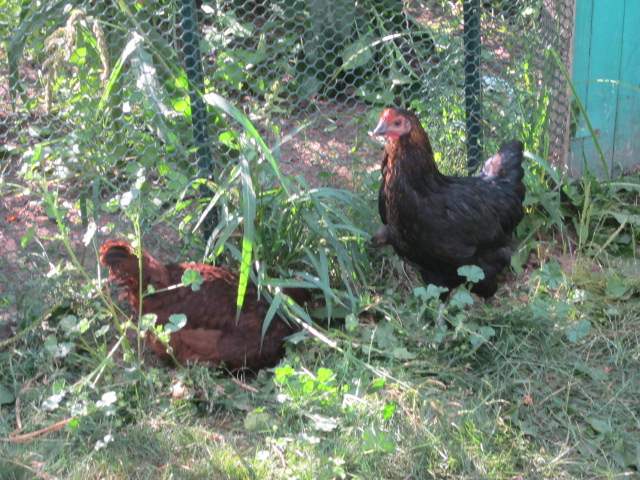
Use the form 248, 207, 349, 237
100, 239, 310, 371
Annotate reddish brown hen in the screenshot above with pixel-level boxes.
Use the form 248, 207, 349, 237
100, 239, 309, 371
370, 108, 525, 317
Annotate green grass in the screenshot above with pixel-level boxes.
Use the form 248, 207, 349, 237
2, 240, 640, 479
3, 105, 640, 480
2, 125, 640, 478
2, 2, 640, 478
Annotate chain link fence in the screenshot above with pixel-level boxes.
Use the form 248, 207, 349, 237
0, 0, 574, 322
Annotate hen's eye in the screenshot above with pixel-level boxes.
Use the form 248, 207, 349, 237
394, 120, 401, 126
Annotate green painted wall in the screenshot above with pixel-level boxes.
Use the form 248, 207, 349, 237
570, 0, 640, 177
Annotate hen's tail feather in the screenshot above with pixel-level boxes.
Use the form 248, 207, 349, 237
478, 139, 525, 201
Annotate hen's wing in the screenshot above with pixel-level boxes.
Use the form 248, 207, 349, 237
398, 178, 523, 263
139, 263, 239, 330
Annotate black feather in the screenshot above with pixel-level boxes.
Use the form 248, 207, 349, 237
373, 108, 526, 299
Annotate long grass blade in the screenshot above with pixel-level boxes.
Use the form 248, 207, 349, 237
550, 48, 610, 180
203, 92, 293, 196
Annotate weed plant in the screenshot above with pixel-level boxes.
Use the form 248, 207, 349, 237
2, 1, 640, 479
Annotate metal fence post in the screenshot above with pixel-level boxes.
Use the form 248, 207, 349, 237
463, 0, 483, 172
179, 0, 217, 237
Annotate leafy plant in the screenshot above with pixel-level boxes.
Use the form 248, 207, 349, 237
3, 1, 640, 479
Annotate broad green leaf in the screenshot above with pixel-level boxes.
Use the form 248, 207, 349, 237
414, 284, 448, 301
391, 347, 417, 360
537, 260, 564, 288
458, 265, 485, 283
341, 37, 375, 70
368, 378, 386, 393
565, 320, 591, 343
588, 417, 613, 435
374, 323, 398, 349
261, 293, 281, 339
166, 314, 187, 332
382, 403, 396, 421
244, 411, 273, 431
316, 368, 335, 385
59, 315, 79, 333
345, 313, 358, 331
605, 277, 630, 298
140, 313, 158, 332
236, 155, 256, 320
43, 335, 74, 358
274, 364, 296, 384
172, 97, 191, 115
0, 385, 15, 405
470, 326, 496, 347
181, 269, 203, 291
530, 298, 549, 318
450, 288, 474, 309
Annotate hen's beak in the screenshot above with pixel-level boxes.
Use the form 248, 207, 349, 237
369, 119, 388, 137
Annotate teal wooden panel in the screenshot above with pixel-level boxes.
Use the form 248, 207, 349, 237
570, 0, 640, 176
571, 0, 592, 102
572, 0, 625, 175
584, 0, 623, 175
613, 1, 640, 175
569, 0, 593, 175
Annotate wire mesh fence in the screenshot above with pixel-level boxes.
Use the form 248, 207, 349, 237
0, 0, 574, 321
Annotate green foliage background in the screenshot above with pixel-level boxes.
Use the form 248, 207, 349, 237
1, 1, 639, 479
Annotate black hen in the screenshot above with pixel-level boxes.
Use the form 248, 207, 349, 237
371, 107, 525, 309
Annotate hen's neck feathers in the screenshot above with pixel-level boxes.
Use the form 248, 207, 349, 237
386, 114, 441, 178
